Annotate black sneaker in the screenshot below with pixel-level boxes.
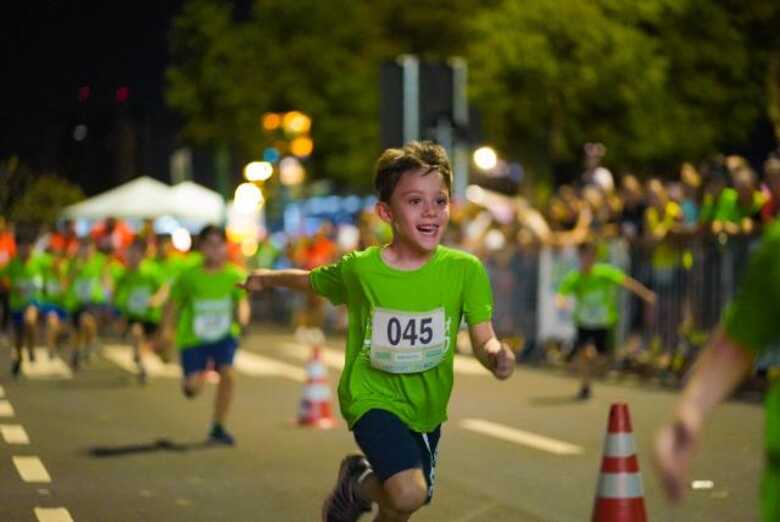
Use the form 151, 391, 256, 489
11, 359, 21, 378
576, 385, 592, 401
208, 424, 236, 446
70, 351, 80, 372
321, 454, 372, 522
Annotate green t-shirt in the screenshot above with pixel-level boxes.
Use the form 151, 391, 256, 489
0, 256, 45, 311
114, 263, 165, 323
723, 220, 780, 458
309, 245, 493, 433
714, 187, 765, 223
170, 263, 246, 350
38, 253, 69, 308
558, 263, 627, 328
67, 253, 109, 306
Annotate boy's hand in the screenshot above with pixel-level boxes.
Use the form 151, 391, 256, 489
654, 410, 702, 502
488, 341, 516, 380
239, 270, 269, 292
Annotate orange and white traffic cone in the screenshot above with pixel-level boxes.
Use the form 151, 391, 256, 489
592, 403, 648, 522
297, 345, 335, 429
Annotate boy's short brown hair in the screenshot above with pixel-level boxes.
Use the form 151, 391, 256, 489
374, 141, 453, 203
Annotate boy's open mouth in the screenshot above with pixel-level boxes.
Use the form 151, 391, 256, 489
416, 224, 439, 236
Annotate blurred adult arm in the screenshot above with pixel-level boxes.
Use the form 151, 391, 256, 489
240, 268, 313, 293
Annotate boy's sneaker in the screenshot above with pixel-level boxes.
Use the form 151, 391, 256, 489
321, 454, 372, 522
207, 424, 235, 446
576, 385, 592, 401
11, 359, 21, 378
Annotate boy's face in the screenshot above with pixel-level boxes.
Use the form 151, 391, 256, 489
201, 232, 227, 264
579, 247, 596, 270
378, 168, 450, 254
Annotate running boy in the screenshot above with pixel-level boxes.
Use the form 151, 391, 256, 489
38, 248, 71, 360
0, 229, 44, 377
557, 241, 656, 399
163, 225, 249, 445
241, 141, 516, 522
114, 239, 167, 383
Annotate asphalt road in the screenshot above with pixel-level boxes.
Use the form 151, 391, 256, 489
0, 327, 763, 521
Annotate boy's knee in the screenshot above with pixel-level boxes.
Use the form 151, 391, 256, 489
383, 473, 428, 514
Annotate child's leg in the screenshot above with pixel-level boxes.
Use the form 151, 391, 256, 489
180, 347, 207, 397
578, 343, 595, 391
46, 311, 61, 357
23, 305, 38, 360
214, 365, 235, 426
129, 322, 148, 382
359, 468, 428, 522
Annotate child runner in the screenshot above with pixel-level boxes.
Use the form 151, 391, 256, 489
38, 248, 71, 360
241, 141, 516, 522
163, 225, 249, 445
0, 230, 44, 377
655, 218, 780, 521
557, 241, 656, 400
114, 239, 167, 383
66, 237, 110, 370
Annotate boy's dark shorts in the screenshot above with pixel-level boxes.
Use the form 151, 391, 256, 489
38, 303, 68, 321
71, 304, 102, 328
352, 408, 441, 503
574, 326, 612, 355
179, 336, 238, 377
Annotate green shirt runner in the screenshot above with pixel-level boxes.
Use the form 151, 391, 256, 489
309, 245, 493, 433
0, 255, 46, 312
114, 262, 166, 324
557, 263, 627, 328
170, 264, 246, 350
722, 220, 780, 521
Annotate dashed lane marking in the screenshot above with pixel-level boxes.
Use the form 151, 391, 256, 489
233, 350, 306, 382
21, 349, 73, 380
1, 424, 30, 444
34, 507, 74, 522
0, 400, 15, 417
13, 456, 52, 482
102, 345, 181, 378
460, 418, 584, 455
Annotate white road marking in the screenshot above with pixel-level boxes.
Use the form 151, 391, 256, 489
0, 400, 15, 417
1, 424, 30, 444
0, 384, 4, 397
460, 418, 584, 455
283, 342, 491, 376
21, 349, 73, 380
34, 507, 74, 522
102, 345, 181, 378
233, 351, 306, 382
13, 456, 52, 482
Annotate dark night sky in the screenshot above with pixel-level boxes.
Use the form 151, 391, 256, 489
1, 1, 185, 187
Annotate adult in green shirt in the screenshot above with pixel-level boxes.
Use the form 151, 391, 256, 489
114, 239, 167, 383
557, 242, 656, 400
0, 231, 45, 377
655, 219, 780, 521
242, 141, 515, 522
163, 225, 249, 445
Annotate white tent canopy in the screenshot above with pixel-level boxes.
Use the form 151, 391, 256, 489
63, 176, 173, 220
169, 181, 225, 223
63, 176, 226, 223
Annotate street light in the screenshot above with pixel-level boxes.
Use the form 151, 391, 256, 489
234, 182, 264, 212
473, 146, 498, 171
244, 161, 273, 182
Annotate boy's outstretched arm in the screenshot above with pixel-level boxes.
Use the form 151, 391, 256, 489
240, 268, 313, 293
654, 329, 754, 502
468, 321, 515, 380
621, 275, 657, 305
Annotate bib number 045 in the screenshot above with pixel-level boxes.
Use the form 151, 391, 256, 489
370, 308, 447, 374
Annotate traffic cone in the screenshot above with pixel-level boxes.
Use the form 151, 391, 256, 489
297, 345, 335, 429
592, 403, 648, 522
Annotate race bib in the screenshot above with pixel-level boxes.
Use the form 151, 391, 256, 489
369, 307, 448, 374
193, 298, 232, 342
577, 291, 610, 327
75, 278, 95, 301
127, 288, 152, 315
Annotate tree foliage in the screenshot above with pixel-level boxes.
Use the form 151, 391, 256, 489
166, 0, 779, 188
